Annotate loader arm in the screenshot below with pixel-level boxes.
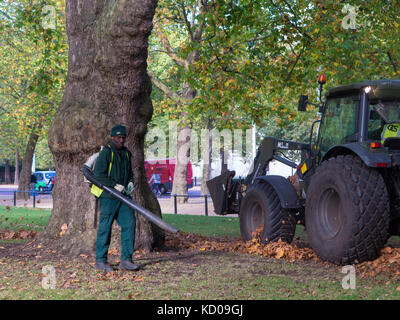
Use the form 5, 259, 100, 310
207, 137, 311, 215
244, 137, 311, 186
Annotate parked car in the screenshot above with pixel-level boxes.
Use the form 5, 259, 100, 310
47, 176, 55, 192
33, 171, 56, 192
144, 159, 193, 194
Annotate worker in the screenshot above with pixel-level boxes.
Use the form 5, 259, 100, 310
149, 172, 161, 196
93, 124, 139, 272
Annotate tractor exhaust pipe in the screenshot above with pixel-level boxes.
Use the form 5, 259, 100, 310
82, 165, 179, 234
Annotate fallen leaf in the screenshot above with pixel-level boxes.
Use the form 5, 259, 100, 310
276, 249, 285, 259
59, 223, 68, 237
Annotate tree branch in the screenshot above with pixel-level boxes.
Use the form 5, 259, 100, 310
152, 27, 186, 68
179, 0, 194, 42
387, 51, 398, 73
147, 69, 184, 105
286, 45, 305, 82
192, 0, 209, 41
269, 0, 313, 42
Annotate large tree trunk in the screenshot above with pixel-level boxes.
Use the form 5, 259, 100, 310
17, 128, 40, 200
41, 0, 161, 256
171, 118, 191, 204
171, 83, 195, 204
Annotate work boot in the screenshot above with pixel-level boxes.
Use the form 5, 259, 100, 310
119, 260, 140, 271
94, 261, 113, 272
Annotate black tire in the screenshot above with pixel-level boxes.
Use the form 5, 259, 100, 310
239, 182, 296, 243
159, 185, 167, 194
384, 166, 400, 236
305, 155, 390, 265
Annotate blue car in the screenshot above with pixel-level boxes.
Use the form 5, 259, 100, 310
33, 171, 56, 192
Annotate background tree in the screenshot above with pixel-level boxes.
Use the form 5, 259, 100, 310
0, 0, 67, 197
148, 0, 211, 203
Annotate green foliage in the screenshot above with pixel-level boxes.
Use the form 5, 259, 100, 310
149, 0, 400, 134
0, 0, 67, 163
35, 135, 55, 170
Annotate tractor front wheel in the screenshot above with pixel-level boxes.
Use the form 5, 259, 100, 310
305, 155, 390, 265
239, 182, 296, 243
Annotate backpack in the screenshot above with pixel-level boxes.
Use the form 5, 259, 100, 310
84, 145, 130, 198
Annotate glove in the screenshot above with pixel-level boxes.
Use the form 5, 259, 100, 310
114, 184, 125, 193
126, 182, 134, 195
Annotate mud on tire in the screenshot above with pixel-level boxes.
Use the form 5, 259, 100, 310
239, 182, 296, 243
305, 155, 390, 265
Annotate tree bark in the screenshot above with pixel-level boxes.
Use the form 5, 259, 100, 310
4, 159, 10, 185
171, 117, 191, 204
17, 128, 40, 200
220, 146, 228, 174
14, 148, 20, 185
152, 1, 208, 204
41, 0, 161, 256
201, 119, 213, 195
171, 83, 195, 204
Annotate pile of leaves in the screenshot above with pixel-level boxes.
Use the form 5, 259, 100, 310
0, 228, 37, 240
165, 230, 318, 263
358, 247, 400, 279
166, 230, 400, 279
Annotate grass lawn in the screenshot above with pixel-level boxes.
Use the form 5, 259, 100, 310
0, 206, 51, 231
0, 206, 239, 236
0, 206, 400, 300
162, 214, 240, 238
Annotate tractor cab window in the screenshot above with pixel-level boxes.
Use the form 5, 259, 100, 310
318, 96, 359, 155
368, 100, 400, 140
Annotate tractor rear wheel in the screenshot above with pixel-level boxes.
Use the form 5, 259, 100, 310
239, 182, 296, 243
305, 155, 390, 265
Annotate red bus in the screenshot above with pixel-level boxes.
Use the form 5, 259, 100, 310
144, 158, 193, 194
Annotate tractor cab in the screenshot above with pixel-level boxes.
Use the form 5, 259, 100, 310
301, 80, 400, 174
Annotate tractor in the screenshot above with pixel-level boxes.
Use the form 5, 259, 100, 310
207, 77, 400, 265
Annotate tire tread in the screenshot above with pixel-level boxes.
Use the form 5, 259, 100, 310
307, 155, 389, 264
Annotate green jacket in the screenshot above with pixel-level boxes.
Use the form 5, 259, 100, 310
93, 142, 134, 198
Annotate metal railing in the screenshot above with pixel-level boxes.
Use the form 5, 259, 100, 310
172, 193, 211, 216
0, 188, 213, 216
0, 190, 44, 208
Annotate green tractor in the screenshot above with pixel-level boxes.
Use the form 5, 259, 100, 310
207, 77, 400, 265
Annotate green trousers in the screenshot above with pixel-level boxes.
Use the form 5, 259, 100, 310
96, 198, 136, 263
